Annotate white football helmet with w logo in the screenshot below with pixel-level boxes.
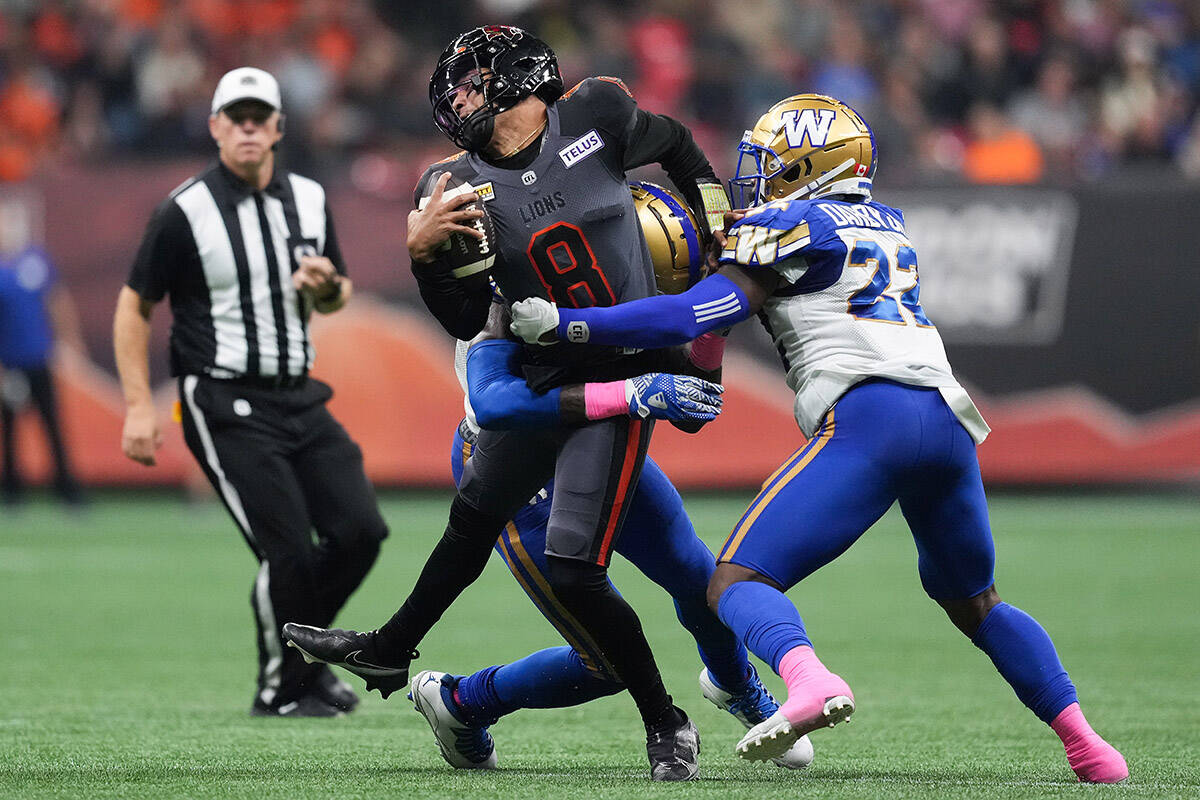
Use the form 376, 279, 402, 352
729, 94, 877, 208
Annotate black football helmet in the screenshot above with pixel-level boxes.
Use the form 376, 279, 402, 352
429, 25, 564, 151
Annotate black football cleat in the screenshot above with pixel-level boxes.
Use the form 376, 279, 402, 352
646, 707, 701, 781
250, 693, 343, 718
282, 623, 417, 700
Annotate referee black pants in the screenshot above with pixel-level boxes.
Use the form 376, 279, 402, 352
179, 375, 388, 707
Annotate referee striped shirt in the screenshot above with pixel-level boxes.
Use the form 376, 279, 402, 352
128, 160, 344, 380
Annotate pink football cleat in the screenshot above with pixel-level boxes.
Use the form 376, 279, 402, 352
735, 646, 854, 762
1052, 703, 1129, 783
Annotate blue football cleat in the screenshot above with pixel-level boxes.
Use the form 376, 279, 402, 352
700, 666, 814, 769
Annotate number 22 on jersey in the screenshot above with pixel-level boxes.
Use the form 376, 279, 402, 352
846, 239, 934, 327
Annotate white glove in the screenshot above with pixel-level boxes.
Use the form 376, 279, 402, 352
510, 297, 561, 345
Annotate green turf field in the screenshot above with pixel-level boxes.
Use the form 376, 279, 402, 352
2, 491, 1198, 798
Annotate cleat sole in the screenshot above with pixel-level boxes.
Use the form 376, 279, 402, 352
287, 640, 321, 666
735, 696, 855, 762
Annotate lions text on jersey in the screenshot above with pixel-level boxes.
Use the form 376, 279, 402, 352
720, 196, 990, 444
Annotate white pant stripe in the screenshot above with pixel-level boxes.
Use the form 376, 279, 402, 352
254, 561, 283, 703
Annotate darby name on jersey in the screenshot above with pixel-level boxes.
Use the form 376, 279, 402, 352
816, 201, 905, 232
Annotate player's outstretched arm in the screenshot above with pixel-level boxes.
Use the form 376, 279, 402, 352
466, 338, 722, 429
511, 267, 775, 348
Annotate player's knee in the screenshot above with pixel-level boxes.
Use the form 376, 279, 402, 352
329, 508, 389, 554
938, 584, 1001, 637
547, 555, 608, 604
446, 493, 508, 547
706, 563, 747, 615
708, 564, 789, 615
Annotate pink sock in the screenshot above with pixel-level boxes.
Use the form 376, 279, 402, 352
583, 381, 628, 420
1050, 703, 1128, 783
778, 645, 825, 688
775, 645, 854, 730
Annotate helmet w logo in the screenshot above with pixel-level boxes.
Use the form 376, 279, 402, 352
781, 108, 836, 149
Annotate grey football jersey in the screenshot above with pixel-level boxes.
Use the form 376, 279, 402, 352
415, 78, 656, 310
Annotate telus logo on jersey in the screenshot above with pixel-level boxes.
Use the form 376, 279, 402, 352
781, 108, 836, 149
518, 191, 566, 225
559, 130, 604, 168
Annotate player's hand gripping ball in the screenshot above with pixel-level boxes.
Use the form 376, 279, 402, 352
413, 171, 496, 280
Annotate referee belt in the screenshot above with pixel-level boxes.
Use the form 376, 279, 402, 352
214, 373, 308, 390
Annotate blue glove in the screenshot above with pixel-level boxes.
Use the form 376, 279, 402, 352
626, 373, 724, 422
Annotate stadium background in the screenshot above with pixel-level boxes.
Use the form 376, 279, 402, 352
1, 0, 1197, 489
3, 3, 1199, 797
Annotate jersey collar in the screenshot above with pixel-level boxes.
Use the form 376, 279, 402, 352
214, 159, 287, 198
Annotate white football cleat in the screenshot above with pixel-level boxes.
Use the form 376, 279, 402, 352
699, 667, 814, 769
409, 670, 497, 770
735, 695, 854, 762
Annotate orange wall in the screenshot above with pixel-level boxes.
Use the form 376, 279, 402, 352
9, 297, 1200, 489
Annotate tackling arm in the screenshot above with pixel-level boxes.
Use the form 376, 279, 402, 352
511, 269, 777, 349
467, 306, 722, 430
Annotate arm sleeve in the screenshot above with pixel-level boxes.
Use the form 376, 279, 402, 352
323, 201, 347, 275
554, 273, 751, 348
411, 259, 494, 341
467, 339, 564, 430
127, 199, 195, 302
573, 78, 722, 235
624, 111, 722, 236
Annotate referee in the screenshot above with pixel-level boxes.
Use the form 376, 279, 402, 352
113, 67, 388, 717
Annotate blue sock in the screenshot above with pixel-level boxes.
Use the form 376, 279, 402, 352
717, 581, 812, 673
971, 602, 1078, 723
671, 597, 752, 692
616, 485, 752, 692
453, 646, 622, 726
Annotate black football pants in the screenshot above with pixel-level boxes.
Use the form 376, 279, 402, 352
179, 375, 387, 707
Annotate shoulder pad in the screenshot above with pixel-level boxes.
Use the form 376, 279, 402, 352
413, 154, 475, 204
561, 76, 634, 102
723, 200, 814, 267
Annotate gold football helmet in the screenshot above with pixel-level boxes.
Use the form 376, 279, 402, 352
630, 181, 704, 294
729, 94, 876, 208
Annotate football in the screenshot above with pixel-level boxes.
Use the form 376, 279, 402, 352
423, 171, 496, 280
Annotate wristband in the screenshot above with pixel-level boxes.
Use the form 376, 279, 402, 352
698, 182, 733, 234
583, 380, 629, 420
688, 331, 727, 372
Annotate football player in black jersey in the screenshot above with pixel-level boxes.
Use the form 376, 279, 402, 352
284, 26, 732, 781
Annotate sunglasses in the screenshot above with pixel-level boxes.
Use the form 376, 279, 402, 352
222, 102, 275, 125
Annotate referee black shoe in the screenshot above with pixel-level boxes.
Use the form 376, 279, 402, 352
646, 707, 701, 781
283, 623, 417, 700
312, 665, 360, 713
250, 693, 343, 718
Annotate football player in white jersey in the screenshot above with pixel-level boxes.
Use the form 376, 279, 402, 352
509, 94, 1128, 784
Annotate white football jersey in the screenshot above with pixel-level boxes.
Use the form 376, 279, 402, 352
720, 195, 989, 443
453, 338, 481, 435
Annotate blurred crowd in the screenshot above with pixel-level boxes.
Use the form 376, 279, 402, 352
2, 0, 1200, 191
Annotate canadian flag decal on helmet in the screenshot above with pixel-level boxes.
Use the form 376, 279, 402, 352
781, 108, 836, 149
